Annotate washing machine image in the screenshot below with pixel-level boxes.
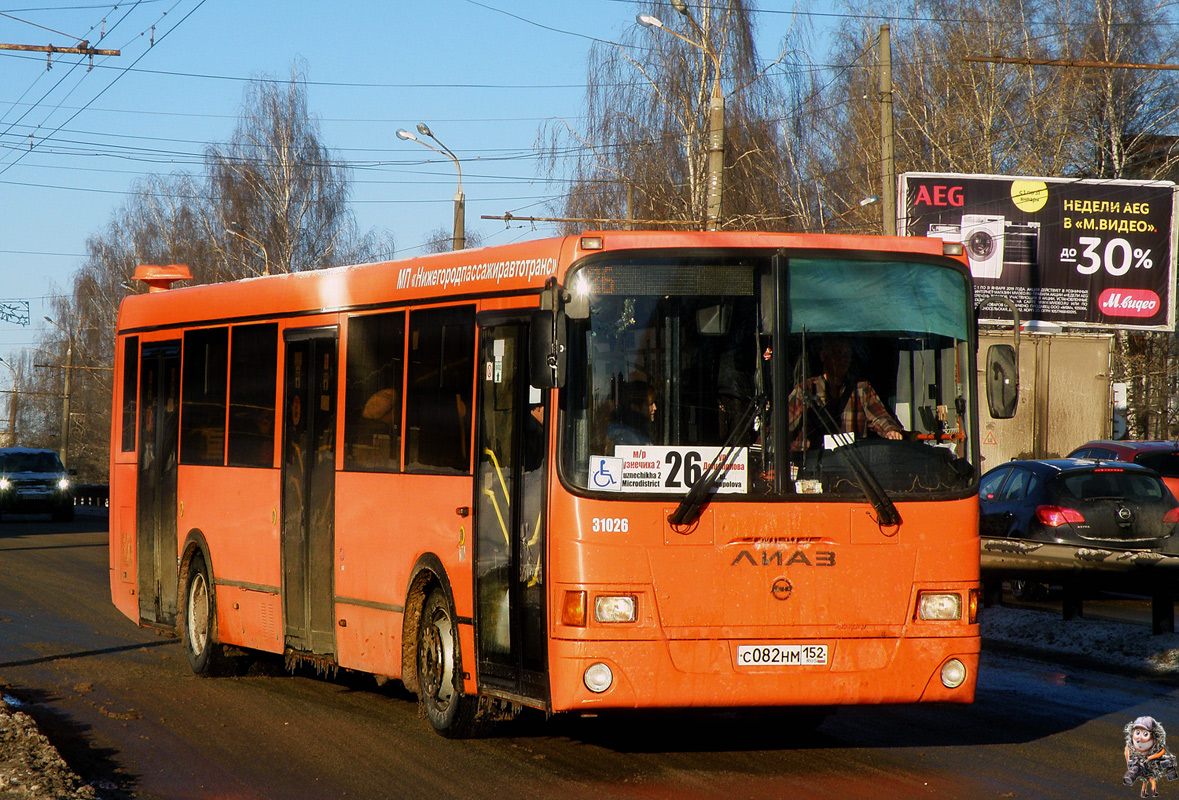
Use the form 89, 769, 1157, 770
960, 214, 1005, 279
926, 223, 961, 245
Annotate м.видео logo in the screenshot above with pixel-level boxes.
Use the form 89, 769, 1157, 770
1100, 289, 1161, 318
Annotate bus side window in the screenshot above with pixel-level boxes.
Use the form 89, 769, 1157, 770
227, 323, 278, 468
405, 305, 475, 474
344, 311, 405, 472
180, 327, 229, 466
120, 336, 139, 453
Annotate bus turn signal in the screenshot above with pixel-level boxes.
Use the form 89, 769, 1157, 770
562, 590, 587, 627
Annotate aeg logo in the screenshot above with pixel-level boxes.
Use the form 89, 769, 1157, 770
912, 184, 964, 207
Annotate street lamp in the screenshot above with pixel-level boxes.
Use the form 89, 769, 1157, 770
638, 5, 724, 231
397, 124, 465, 250
822, 195, 880, 230
0, 357, 17, 447
226, 222, 270, 276
43, 316, 72, 469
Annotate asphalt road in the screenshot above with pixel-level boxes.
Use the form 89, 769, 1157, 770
0, 513, 1174, 800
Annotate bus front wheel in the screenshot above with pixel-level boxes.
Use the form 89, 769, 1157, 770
183, 552, 225, 676
417, 588, 481, 738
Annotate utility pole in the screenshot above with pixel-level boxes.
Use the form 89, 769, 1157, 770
879, 24, 896, 236
41, 317, 74, 469
705, 74, 725, 231
61, 337, 72, 469
0, 359, 17, 447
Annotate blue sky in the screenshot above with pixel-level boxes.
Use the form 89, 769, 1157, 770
0, 0, 813, 357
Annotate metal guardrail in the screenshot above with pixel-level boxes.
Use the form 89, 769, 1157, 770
74, 484, 109, 508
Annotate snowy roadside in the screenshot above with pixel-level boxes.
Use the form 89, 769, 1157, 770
981, 603, 1179, 678
0, 506, 107, 798
0, 693, 96, 799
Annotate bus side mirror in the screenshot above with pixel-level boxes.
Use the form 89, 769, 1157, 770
530, 309, 566, 389
985, 344, 1018, 419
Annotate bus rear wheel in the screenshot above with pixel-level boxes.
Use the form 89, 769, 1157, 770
417, 588, 481, 738
184, 552, 226, 676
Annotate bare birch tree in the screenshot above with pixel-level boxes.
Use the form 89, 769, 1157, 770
539, 0, 807, 231
22, 67, 386, 481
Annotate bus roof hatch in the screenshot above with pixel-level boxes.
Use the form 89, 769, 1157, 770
133, 263, 193, 293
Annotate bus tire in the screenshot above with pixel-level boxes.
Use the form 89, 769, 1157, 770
417, 588, 481, 738
183, 552, 226, 676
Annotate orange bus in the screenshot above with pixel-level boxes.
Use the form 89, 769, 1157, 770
109, 230, 1004, 737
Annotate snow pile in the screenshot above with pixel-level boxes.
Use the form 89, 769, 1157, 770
0, 697, 95, 799
981, 604, 1179, 676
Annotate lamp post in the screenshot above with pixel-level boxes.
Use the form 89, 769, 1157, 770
397, 124, 465, 250
43, 316, 72, 469
226, 222, 270, 276
822, 195, 880, 231
638, 3, 724, 231
0, 357, 17, 447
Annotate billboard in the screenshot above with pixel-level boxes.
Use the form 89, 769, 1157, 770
899, 172, 1177, 331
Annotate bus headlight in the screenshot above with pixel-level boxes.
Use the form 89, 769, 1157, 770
940, 658, 968, 688
583, 663, 613, 693
594, 595, 636, 624
917, 592, 962, 621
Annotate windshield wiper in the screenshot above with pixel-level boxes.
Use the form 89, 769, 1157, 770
669, 395, 765, 527
802, 394, 902, 528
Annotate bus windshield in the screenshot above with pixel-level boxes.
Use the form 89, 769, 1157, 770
560, 252, 977, 500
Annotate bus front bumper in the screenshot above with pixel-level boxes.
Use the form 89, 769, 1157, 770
547, 634, 979, 713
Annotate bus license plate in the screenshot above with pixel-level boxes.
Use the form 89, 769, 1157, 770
736, 644, 828, 667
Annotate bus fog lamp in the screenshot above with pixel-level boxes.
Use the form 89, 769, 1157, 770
594, 595, 636, 623
940, 658, 967, 688
918, 592, 962, 621
583, 663, 613, 693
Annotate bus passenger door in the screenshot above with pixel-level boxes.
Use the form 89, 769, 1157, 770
474, 320, 549, 703
281, 328, 338, 657
137, 340, 181, 627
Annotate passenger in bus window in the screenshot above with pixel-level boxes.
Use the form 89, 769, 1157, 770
362, 387, 399, 426
716, 345, 758, 444
522, 391, 545, 586
251, 410, 275, 466
524, 396, 545, 473
607, 380, 656, 447
787, 337, 903, 450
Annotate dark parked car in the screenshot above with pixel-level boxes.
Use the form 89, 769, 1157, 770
0, 448, 75, 522
979, 459, 1179, 597
1067, 440, 1179, 499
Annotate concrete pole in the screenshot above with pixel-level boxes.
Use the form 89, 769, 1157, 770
61, 337, 72, 469
879, 24, 896, 236
452, 188, 466, 251
705, 76, 725, 231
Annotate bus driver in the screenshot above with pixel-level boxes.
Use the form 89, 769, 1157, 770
787, 337, 903, 450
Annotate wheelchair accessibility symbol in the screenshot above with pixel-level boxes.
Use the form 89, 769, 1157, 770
592, 456, 623, 492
